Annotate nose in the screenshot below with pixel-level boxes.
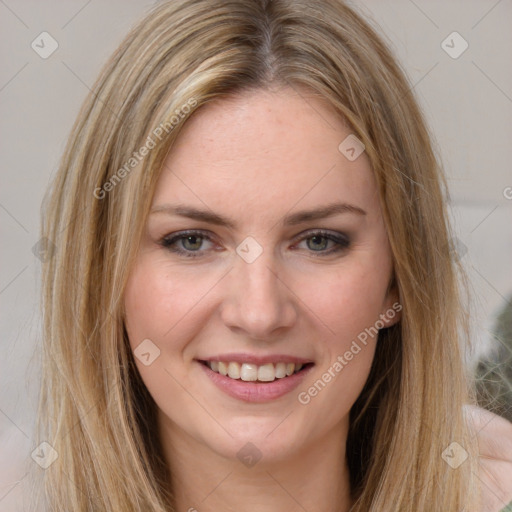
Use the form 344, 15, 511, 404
219, 251, 298, 340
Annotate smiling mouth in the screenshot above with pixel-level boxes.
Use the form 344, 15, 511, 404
200, 360, 314, 382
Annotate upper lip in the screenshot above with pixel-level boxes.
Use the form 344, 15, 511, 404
198, 353, 314, 365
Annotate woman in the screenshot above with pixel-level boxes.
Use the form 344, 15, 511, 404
34, 0, 512, 510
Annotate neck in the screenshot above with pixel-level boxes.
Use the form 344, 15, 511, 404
159, 416, 353, 512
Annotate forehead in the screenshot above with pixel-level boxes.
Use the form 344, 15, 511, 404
153, 87, 378, 219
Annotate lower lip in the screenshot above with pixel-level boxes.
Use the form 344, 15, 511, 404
198, 362, 314, 403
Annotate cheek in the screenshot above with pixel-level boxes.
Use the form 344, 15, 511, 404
123, 259, 215, 420
124, 257, 219, 351
293, 259, 391, 345
124, 262, 173, 347
292, 258, 389, 413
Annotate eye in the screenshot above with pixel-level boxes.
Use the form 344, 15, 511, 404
160, 230, 216, 257
180, 234, 205, 251
159, 229, 350, 258
294, 230, 350, 255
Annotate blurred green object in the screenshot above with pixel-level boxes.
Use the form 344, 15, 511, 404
475, 297, 512, 422
500, 501, 512, 512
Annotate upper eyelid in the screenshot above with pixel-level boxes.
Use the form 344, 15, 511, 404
291, 228, 348, 240
162, 229, 215, 241
162, 228, 348, 240
162, 231, 215, 249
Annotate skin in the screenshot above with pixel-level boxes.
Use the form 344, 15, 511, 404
466, 406, 512, 511
123, 86, 402, 512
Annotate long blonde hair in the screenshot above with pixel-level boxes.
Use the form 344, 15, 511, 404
35, 0, 480, 510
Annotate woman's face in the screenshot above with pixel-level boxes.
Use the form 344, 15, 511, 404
124, 87, 399, 465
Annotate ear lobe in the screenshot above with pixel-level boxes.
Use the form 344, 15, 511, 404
380, 284, 402, 328
380, 300, 402, 328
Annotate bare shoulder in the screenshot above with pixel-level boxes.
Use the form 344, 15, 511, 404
465, 405, 512, 512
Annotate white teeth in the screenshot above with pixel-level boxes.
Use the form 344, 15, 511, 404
275, 362, 287, 378
227, 362, 240, 379
207, 361, 306, 381
218, 361, 228, 376
240, 363, 258, 382
258, 363, 276, 382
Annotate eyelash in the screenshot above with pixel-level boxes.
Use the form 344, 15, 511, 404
159, 229, 350, 259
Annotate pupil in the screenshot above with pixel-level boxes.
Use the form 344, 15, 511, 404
308, 236, 327, 251
184, 235, 202, 250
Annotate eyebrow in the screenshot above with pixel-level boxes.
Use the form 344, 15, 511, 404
150, 202, 366, 228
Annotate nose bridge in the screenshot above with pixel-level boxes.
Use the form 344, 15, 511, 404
221, 247, 296, 337
241, 254, 279, 303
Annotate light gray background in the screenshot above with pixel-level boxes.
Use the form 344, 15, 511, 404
1, 0, 511, 509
